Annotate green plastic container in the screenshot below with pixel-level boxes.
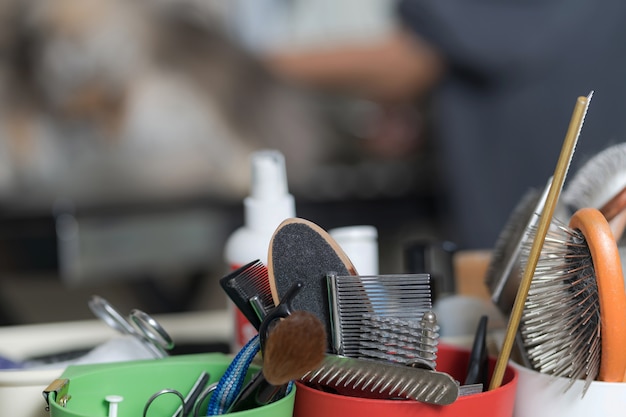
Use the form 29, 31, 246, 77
44, 353, 295, 417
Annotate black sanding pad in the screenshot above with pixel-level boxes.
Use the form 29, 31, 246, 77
268, 217, 357, 350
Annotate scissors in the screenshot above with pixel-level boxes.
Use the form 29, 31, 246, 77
143, 371, 217, 417
88, 295, 175, 358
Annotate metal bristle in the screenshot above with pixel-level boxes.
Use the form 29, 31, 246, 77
519, 217, 600, 396
300, 355, 459, 405
357, 312, 439, 369
328, 274, 432, 355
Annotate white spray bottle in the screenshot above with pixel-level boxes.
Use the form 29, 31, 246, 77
224, 149, 296, 350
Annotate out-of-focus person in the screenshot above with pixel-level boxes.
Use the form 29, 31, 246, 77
261, 0, 626, 249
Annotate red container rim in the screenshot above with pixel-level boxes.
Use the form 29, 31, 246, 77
294, 344, 518, 417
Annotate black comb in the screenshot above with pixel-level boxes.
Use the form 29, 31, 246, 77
219, 259, 275, 330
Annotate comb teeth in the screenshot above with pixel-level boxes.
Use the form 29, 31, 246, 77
328, 274, 432, 355
300, 355, 459, 405
520, 220, 600, 394
219, 260, 275, 329
358, 312, 439, 369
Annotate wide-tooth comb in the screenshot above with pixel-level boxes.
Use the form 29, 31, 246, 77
358, 311, 439, 369
219, 259, 275, 330
300, 355, 459, 405
327, 273, 432, 355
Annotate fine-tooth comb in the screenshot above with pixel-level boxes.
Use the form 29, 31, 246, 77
358, 311, 439, 370
219, 259, 275, 330
300, 355, 459, 405
327, 273, 432, 356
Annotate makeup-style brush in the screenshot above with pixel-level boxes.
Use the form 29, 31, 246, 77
519, 207, 626, 394
228, 310, 326, 412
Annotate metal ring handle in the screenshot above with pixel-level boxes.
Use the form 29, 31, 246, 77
130, 309, 175, 352
88, 295, 136, 335
143, 389, 185, 417
193, 383, 218, 417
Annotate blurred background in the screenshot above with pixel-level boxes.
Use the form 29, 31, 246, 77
0, 0, 444, 325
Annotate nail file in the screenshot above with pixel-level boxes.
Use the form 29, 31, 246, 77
268, 217, 358, 350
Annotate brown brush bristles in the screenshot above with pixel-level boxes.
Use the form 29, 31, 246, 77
263, 310, 326, 386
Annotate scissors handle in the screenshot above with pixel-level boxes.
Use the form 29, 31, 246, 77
130, 309, 175, 356
88, 295, 137, 335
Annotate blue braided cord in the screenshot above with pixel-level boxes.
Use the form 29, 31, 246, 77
206, 335, 261, 415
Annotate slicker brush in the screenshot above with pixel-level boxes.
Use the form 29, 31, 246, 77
562, 142, 626, 241
519, 207, 626, 394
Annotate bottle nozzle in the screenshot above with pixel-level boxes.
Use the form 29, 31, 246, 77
250, 150, 288, 199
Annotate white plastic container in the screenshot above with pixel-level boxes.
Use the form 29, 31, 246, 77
329, 225, 379, 275
511, 360, 626, 417
224, 149, 296, 350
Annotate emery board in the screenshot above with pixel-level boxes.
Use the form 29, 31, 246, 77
268, 217, 358, 350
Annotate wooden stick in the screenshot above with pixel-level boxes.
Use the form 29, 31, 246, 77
489, 91, 593, 390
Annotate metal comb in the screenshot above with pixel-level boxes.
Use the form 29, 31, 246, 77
300, 354, 459, 405
358, 311, 439, 369
327, 273, 432, 356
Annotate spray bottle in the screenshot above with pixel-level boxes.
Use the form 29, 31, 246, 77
224, 149, 296, 350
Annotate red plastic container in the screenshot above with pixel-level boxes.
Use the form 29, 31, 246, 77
294, 344, 518, 417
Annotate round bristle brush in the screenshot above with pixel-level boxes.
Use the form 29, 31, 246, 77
562, 142, 626, 240
520, 207, 626, 394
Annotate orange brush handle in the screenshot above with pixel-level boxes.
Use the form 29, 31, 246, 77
569, 207, 626, 382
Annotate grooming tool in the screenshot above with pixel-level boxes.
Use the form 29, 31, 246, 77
490, 92, 592, 390
301, 354, 460, 405
562, 142, 626, 241
562, 142, 626, 214
357, 311, 439, 370
484, 179, 552, 316
227, 282, 326, 413
173, 371, 210, 417
326, 272, 432, 356
142, 371, 211, 417
207, 283, 304, 415
268, 217, 358, 350
88, 295, 174, 358
219, 259, 274, 330
464, 315, 489, 390
520, 208, 626, 393
229, 310, 327, 413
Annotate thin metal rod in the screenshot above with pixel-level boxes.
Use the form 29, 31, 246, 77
489, 91, 593, 390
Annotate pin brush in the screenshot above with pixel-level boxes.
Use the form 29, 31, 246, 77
562, 141, 626, 240
520, 207, 626, 393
